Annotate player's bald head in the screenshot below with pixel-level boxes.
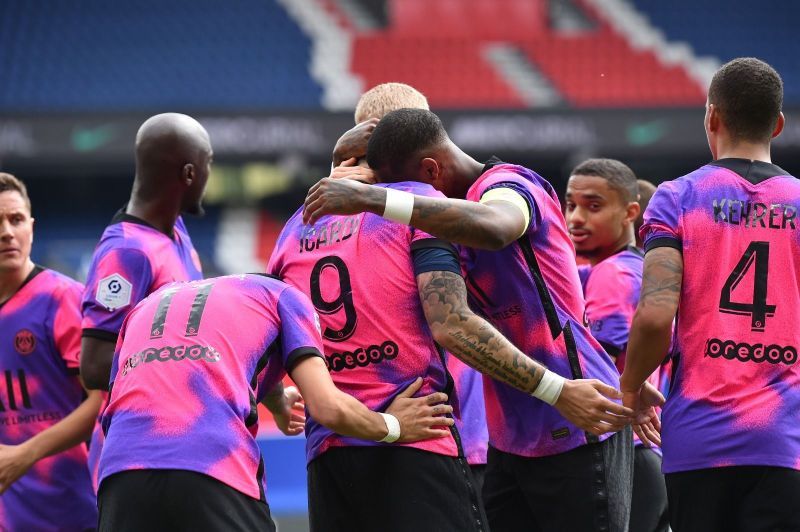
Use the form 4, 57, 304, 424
354, 83, 429, 124
135, 113, 211, 172
133, 113, 213, 214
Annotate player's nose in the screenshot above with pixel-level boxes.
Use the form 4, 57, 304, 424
0, 219, 14, 239
568, 209, 586, 226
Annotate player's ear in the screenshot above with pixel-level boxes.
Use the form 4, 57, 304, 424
706, 103, 720, 133
182, 163, 195, 186
625, 201, 641, 224
419, 158, 440, 184
772, 112, 785, 139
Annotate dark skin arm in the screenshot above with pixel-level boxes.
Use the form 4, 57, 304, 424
418, 270, 634, 436
304, 177, 526, 250
620, 246, 681, 446
80, 336, 116, 391
332, 119, 379, 167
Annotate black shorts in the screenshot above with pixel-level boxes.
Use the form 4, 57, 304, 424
630, 447, 668, 532
666, 465, 800, 532
98, 469, 276, 532
307, 446, 487, 532
483, 427, 633, 532
470, 463, 487, 495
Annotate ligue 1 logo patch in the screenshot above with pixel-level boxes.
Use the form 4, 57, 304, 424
96, 273, 133, 311
14, 329, 35, 355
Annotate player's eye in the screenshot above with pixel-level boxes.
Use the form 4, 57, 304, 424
590, 203, 601, 211
565, 202, 575, 211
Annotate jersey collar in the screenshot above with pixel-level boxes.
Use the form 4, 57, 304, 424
709, 158, 790, 185
482, 156, 507, 175
0, 264, 45, 311
110, 207, 176, 239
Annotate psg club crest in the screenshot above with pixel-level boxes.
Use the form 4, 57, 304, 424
14, 329, 35, 355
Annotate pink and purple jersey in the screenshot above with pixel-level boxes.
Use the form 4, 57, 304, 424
0, 267, 96, 531
81, 210, 202, 490
581, 247, 644, 363
99, 274, 324, 500
462, 159, 620, 458
581, 248, 662, 449
269, 181, 458, 463
448, 356, 488, 465
642, 158, 800, 474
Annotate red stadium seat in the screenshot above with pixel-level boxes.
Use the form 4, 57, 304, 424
345, 0, 704, 108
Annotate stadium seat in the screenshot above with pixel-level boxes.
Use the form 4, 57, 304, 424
0, 0, 323, 111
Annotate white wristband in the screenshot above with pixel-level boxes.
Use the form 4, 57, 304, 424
378, 413, 401, 443
531, 370, 566, 405
382, 189, 414, 224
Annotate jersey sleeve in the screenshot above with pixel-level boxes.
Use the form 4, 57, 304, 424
584, 263, 637, 356
469, 171, 537, 234
52, 280, 85, 372
81, 247, 154, 340
411, 239, 462, 276
276, 286, 325, 371
405, 184, 463, 276
641, 181, 682, 252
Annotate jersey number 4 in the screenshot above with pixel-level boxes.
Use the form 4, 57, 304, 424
309, 256, 357, 342
719, 241, 776, 332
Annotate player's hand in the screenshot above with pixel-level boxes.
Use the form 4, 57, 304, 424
271, 386, 306, 437
385, 377, 454, 443
330, 157, 378, 184
554, 379, 634, 436
0, 443, 36, 494
332, 118, 379, 167
303, 177, 384, 225
622, 381, 665, 447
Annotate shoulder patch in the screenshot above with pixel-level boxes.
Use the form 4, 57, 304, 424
96, 273, 133, 311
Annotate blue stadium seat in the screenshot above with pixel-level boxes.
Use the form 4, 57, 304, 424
0, 0, 323, 111
630, 0, 800, 103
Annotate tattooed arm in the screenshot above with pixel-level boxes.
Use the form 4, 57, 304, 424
620, 246, 682, 392
303, 178, 525, 250
418, 270, 546, 393
418, 270, 635, 435
618, 246, 680, 446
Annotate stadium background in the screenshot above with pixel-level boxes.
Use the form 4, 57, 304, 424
1, 0, 797, 530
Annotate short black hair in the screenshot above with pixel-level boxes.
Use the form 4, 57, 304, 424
708, 57, 783, 143
366, 108, 448, 181
570, 158, 638, 204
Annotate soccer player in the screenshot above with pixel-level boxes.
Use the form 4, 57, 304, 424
97, 274, 452, 531
80, 113, 210, 488
634, 179, 657, 248
302, 109, 654, 532
270, 176, 544, 532
621, 57, 800, 531
565, 159, 668, 532
332, 81, 490, 485
0, 173, 100, 530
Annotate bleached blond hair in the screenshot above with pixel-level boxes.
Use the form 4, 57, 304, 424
354, 83, 429, 124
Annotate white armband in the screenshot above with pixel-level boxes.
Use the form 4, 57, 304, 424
382, 189, 415, 224
378, 413, 401, 443
531, 370, 566, 405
